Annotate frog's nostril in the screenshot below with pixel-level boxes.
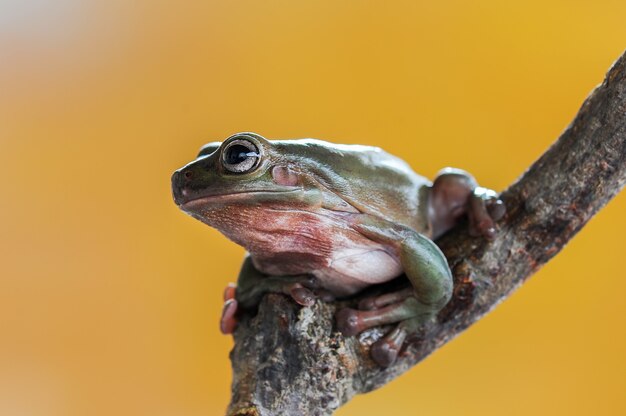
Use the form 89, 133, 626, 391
184, 170, 194, 180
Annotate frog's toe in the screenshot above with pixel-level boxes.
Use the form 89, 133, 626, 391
314, 289, 336, 302
371, 316, 425, 367
487, 197, 506, 221
289, 284, 316, 307
468, 188, 505, 240
335, 307, 363, 336
336, 297, 420, 337
220, 298, 239, 334
285, 276, 325, 306
358, 287, 413, 311
223, 282, 237, 301
220, 283, 239, 334
371, 325, 407, 367
289, 284, 335, 305
357, 297, 378, 311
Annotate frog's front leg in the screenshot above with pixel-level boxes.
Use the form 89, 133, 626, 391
220, 255, 328, 334
336, 217, 453, 367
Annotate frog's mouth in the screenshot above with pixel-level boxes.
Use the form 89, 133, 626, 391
179, 189, 303, 210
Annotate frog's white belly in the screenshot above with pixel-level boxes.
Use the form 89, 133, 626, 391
314, 245, 403, 296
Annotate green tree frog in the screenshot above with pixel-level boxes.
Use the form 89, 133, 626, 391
172, 132, 505, 366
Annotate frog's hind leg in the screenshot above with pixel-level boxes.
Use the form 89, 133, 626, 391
429, 168, 505, 240
337, 215, 454, 366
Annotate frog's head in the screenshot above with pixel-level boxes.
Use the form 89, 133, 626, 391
172, 133, 296, 202
172, 132, 357, 243
172, 132, 301, 207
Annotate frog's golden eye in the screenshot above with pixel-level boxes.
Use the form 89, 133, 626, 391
222, 139, 261, 173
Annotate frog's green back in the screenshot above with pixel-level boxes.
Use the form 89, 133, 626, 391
271, 139, 432, 233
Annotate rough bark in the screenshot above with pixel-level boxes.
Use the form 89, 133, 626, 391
227, 51, 626, 416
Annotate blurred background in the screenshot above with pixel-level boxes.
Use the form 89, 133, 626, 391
1, 1, 625, 415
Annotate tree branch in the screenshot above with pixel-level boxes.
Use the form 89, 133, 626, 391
227, 50, 626, 416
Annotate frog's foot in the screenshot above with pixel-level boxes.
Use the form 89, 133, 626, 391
237, 274, 331, 309
430, 168, 506, 240
220, 276, 333, 334
336, 296, 432, 367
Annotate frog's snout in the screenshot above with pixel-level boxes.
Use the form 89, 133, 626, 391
171, 167, 195, 205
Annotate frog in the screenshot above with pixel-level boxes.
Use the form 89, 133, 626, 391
171, 132, 505, 367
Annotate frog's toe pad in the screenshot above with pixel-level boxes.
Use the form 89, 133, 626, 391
358, 297, 378, 311
289, 285, 316, 307
335, 308, 363, 336
469, 188, 506, 240
371, 338, 401, 367
487, 198, 506, 221
220, 298, 238, 334
223, 283, 237, 302
370, 323, 409, 367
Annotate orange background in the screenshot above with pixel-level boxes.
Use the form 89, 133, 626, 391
1, 1, 625, 415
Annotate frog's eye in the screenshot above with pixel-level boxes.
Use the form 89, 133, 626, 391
222, 139, 261, 173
